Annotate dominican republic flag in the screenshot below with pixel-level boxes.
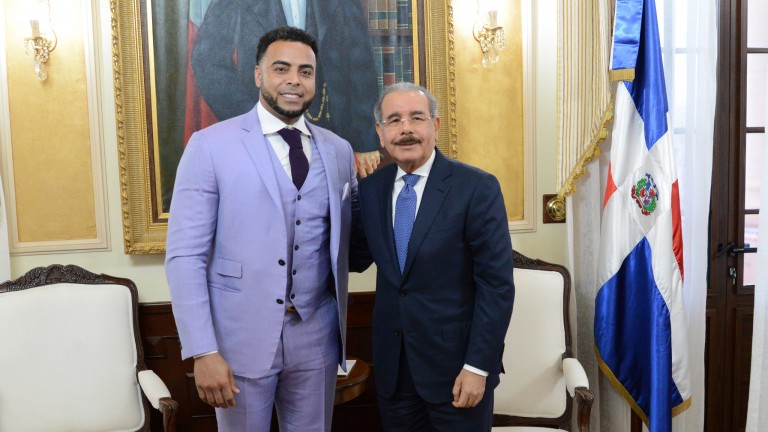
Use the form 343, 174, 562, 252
594, 0, 692, 430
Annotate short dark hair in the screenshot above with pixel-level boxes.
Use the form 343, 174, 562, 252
256, 26, 318, 65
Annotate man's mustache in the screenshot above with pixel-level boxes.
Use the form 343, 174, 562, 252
395, 135, 421, 145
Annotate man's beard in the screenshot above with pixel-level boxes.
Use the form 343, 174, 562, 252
261, 88, 314, 120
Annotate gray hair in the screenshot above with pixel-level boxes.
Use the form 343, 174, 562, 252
373, 82, 438, 123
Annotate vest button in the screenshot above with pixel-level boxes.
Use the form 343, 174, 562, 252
292, 270, 297, 276
296, 220, 301, 225
297, 195, 302, 200
294, 245, 299, 251
399, 290, 407, 297
278, 259, 286, 266
394, 330, 402, 337
276, 299, 284, 305
291, 293, 296, 299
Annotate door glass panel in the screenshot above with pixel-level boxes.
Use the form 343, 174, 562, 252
745, 133, 764, 209
748, 0, 768, 47
672, 53, 687, 124
747, 54, 767, 127
657, 0, 687, 47
744, 252, 758, 286
745, 214, 759, 248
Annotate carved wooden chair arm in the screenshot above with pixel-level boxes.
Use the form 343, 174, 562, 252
159, 397, 179, 432
138, 369, 178, 432
563, 357, 593, 431
574, 387, 594, 432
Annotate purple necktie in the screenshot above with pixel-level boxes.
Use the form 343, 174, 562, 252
277, 127, 309, 189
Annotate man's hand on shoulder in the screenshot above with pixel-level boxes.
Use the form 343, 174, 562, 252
452, 368, 487, 408
354, 150, 382, 178
194, 352, 240, 408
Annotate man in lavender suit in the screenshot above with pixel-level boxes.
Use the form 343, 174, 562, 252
165, 27, 356, 432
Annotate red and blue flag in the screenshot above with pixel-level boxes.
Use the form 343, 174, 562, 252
595, 0, 692, 430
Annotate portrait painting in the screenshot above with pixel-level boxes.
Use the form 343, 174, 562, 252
111, 0, 529, 254
149, 0, 419, 213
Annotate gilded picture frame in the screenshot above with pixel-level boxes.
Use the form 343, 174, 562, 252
111, 0, 533, 254
111, 0, 456, 254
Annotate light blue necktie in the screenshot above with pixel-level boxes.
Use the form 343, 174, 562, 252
394, 174, 420, 273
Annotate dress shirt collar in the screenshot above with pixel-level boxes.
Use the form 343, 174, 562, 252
257, 101, 312, 137
395, 149, 436, 183
281, 0, 306, 29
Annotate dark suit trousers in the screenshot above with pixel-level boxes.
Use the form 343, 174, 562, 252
377, 341, 494, 432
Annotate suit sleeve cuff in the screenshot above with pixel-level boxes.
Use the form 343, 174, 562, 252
463, 364, 488, 377
194, 350, 218, 359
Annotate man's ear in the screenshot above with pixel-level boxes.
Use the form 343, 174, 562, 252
254, 66, 262, 88
376, 123, 385, 148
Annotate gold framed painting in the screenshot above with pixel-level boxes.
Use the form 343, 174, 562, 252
111, 0, 530, 254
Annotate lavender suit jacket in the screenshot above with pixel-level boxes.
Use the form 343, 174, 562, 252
165, 105, 357, 378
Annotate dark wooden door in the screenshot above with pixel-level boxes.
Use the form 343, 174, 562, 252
706, 0, 766, 429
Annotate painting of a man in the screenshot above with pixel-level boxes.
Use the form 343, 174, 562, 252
154, 0, 382, 212
192, 0, 381, 164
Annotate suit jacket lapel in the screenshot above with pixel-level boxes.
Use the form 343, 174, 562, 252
246, 0, 287, 32
402, 151, 452, 278
307, 123, 341, 267
240, 107, 284, 219
369, 164, 399, 276
307, 0, 340, 47
308, 124, 340, 197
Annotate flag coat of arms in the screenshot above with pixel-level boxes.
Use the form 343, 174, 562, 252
595, 0, 692, 430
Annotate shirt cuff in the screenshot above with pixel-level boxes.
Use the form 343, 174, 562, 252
194, 350, 218, 359
463, 364, 488, 377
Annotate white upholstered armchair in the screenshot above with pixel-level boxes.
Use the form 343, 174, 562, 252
492, 251, 594, 431
0, 265, 178, 432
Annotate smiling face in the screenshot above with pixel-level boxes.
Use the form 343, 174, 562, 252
254, 40, 316, 124
376, 90, 440, 173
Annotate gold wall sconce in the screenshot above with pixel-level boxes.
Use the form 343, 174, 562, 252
24, 2, 56, 81
473, 3, 505, 68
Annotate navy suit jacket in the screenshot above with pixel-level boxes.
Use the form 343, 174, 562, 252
191, 0, 379, 153
351, 150, 515, 403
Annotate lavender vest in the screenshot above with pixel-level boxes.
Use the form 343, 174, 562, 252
268, 137, 333, 319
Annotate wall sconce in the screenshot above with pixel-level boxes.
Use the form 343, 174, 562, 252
24, 1, 56, 81
473, 5, 505, 68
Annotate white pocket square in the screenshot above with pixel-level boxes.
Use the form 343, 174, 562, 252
342, 183, 350, 200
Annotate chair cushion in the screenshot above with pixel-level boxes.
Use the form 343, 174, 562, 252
0, 283, 144, 432
495, 268, 567, 418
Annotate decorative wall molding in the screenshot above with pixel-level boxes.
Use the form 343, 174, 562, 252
508, 0, 537, 232
0, 0, 110, 255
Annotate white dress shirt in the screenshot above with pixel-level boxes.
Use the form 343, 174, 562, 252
390, 149, 435, 226
281, 0, 306, 29
257, 101, 313, 176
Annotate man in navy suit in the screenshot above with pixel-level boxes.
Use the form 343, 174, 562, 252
351, 82, 515, 431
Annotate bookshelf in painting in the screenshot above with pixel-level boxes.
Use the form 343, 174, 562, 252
361, 0, 416, 92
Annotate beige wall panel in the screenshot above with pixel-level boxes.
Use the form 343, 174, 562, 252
4, 0, 96, 241
452, 0, 525, 221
